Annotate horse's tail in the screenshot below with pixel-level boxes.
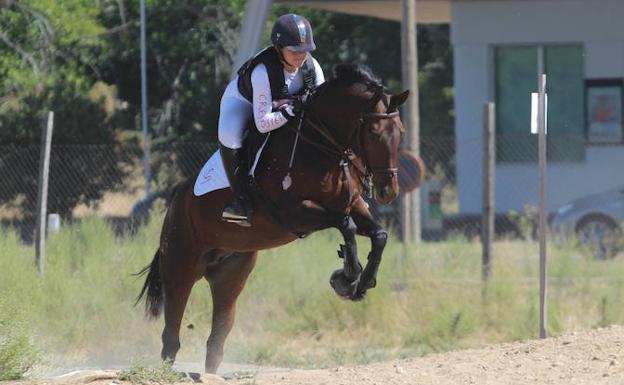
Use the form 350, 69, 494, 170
135, 249, 163, 319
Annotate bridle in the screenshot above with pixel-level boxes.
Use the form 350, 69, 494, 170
288, 83, 401, 200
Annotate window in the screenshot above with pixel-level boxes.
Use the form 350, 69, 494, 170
586, 79, 624, 144
495, 44, 585, 162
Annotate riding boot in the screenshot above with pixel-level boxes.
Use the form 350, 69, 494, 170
219, 144, 252, 227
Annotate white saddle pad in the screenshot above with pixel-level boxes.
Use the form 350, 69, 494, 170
193, 149, 229, 196
193, 135, 271, 197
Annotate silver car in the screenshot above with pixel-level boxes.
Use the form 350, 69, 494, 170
550, 186, 624, 259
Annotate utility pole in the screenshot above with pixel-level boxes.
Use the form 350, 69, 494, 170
231, 0, 273, 77
400, 0, 421, 244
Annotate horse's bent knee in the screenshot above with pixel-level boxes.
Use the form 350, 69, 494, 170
339, 216, 358, 235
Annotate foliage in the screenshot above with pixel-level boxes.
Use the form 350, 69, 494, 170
0, 1, 132, 217
118, 362, 185, 385
0, 328, 38, 380
0, 322, 38, 381
96, 0, 246, 143
0, 231, 39, 380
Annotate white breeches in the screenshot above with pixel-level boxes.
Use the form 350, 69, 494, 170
218, 87, 252, 149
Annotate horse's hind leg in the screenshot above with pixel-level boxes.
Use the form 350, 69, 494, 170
160, 277, 195, 363
204, 251, 257, 373
159, 244, 202, 363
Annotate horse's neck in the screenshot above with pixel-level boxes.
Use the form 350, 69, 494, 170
308, 103, 358, 150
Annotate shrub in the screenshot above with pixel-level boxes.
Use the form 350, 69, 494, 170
0, 298, 38, 380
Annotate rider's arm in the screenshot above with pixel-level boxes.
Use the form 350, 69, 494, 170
312, 58, 325, 86
251, 64, 289, 134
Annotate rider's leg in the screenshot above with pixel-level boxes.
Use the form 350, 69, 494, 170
219, 144, 252, 226
217, 92, 253, 226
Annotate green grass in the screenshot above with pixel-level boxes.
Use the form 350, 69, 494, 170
0, 295, 39, 380
0, 231, 40, 380
1, 213, 624, 377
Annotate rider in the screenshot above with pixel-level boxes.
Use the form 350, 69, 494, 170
218, 14, 325, 226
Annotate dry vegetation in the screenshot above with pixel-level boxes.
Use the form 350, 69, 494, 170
1, 211, 624, 381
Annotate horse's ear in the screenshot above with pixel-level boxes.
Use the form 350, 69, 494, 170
388, 90, 410, 112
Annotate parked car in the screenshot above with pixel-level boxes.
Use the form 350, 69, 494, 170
550, 186, 624, 259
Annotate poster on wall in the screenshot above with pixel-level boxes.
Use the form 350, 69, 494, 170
586, 80, 623, 144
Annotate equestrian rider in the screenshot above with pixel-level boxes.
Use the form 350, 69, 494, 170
217, 14, 325, 227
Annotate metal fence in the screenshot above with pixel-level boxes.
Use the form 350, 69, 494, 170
0, 136, 539, 242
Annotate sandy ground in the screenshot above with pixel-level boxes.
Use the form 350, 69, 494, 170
9, 325, 624, 385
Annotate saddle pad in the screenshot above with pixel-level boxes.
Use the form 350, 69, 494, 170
193, 149, 229, 196
193, 135, 271, 197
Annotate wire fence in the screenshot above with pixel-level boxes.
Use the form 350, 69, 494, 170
0, 136, 542, 242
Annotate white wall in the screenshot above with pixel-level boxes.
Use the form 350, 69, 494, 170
451, 0, 624, 213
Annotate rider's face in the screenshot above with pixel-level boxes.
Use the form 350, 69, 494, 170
281, 47, 308, 71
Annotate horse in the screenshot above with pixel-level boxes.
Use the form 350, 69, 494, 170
136, 63, 409, 373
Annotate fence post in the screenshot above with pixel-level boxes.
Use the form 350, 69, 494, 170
35, 111, 54, 274
140, 0, 151, 196
482, 103, 495, 283
537, 74, 548, 339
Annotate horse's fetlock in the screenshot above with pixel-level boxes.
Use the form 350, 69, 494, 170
373, 229, 388, 245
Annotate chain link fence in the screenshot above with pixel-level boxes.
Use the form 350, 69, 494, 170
1, 136, 549, 242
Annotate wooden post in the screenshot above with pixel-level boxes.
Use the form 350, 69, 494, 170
537, 74, 548, 339
140, 0, 151, 196
400, 0, 421, 244
482, 103, 495, 282
35, 111, 54, 274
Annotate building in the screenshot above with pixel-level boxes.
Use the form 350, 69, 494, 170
266, 0, 624, 214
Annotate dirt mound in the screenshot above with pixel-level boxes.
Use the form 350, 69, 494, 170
13, 326, 624, 385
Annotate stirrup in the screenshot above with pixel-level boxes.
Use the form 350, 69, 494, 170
222, 215, 252, 227
222, 209, 252, 227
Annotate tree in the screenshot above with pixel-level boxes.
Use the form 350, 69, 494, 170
96, 0, 246, 143
0, 1, 131, 218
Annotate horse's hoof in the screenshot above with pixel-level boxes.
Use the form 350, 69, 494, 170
330, 269, 359, 300
351, 290, 367, 301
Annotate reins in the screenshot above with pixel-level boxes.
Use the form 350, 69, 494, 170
284, 94, 400, 202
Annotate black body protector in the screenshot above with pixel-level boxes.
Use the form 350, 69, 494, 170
236, 46, 317, 103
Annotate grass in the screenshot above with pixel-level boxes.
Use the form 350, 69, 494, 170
0, 296, 39, 380
1, 211, 624, 378
118, 362, 185, 384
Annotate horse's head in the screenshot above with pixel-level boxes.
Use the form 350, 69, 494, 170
311, 64, 409, 204
359, 87, 409, 204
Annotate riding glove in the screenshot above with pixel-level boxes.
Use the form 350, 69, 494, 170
279, 103, 299, 121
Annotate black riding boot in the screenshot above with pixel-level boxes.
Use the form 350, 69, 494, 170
220, 144, 252, 227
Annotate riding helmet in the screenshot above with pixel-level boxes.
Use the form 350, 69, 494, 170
271, 14, 316, 52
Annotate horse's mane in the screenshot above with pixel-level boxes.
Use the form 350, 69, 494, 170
326, 63, 382, 88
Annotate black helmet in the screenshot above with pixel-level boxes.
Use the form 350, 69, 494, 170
271, 14, 316, 52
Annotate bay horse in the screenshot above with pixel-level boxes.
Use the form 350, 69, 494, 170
137, 64, 409, 373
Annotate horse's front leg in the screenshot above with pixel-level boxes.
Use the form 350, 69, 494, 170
329, 214, 363, 299
350, 197, 387, 300
278, 199, 362, 299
